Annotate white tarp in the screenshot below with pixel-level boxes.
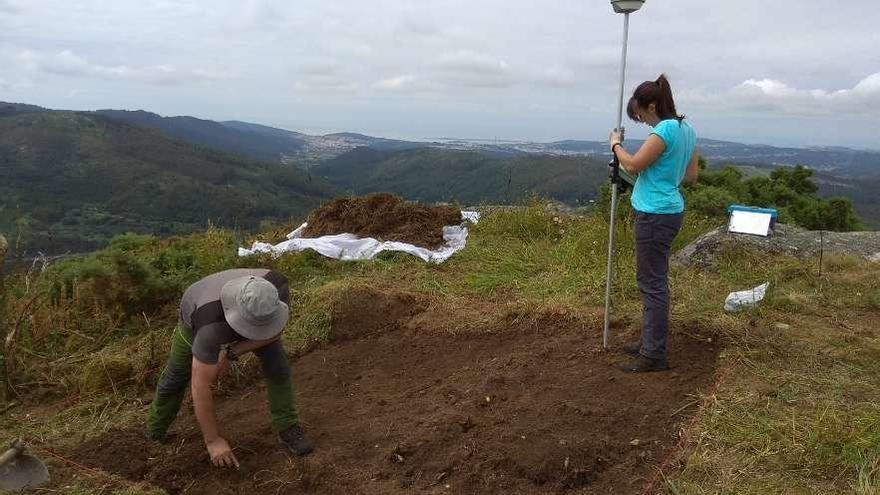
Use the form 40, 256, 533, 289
238, 211, 480, 264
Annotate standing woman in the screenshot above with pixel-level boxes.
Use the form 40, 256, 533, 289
609, 74, 699, 373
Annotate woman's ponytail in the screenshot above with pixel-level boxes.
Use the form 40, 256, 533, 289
626, 73, 685, 123
654, 74, 683, 123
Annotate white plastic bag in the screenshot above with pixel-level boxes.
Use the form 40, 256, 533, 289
724, 282, 770, 312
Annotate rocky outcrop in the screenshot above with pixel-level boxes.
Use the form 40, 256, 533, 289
673, 224, 880, 268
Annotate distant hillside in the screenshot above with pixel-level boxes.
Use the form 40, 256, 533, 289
0, 102, 47, 116
321, 132, 425, 151
696, 139, 880, 179
0, 110, 335, 255
72, 105, 880, 181
312, 147, 611, 205
452, 138, 880, 179
95, 110, 308, 163
814, 174, 880, 229
3, 101, 874, 245
92, 110, 423, 163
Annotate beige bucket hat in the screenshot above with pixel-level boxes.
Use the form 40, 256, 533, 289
220, 276, 289, 340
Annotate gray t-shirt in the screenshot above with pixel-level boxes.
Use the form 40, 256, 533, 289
179, 268, 289, 364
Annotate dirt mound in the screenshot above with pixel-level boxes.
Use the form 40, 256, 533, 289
70, 298, 720, 495
301, 193, 462, 249
674, 223, 880, 268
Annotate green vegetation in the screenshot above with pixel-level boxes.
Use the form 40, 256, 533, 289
1, 102, 871, 260
95, 110, 307, 163
312, 147, 611, 206
0, 110, 335, 255
0, 203, 877, 493
685, 162, 862, 231
816, 173, 880, 230
315, 149, 866, 232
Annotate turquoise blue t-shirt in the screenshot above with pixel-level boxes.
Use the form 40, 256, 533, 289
630, 119, 697, 214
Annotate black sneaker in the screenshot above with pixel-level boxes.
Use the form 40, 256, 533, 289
621, 342, 641, 357
618, 355, 669, 373
279, 425, 314, 456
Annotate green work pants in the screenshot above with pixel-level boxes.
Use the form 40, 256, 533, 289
146, 325, 299, 438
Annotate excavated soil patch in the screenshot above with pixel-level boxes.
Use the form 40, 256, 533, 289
328, 286, 426, 342
301, 193, 462, 249
70, 314, 720, 494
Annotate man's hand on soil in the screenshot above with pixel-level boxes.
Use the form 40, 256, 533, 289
206, 437, 239, 469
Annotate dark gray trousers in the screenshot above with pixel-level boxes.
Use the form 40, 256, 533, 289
634, 210, 683, 361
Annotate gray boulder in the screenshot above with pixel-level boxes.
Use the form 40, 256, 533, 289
673, 223, 880, 268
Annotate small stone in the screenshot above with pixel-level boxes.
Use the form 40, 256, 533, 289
630, 439, 640, 446
774, 323, 791, 331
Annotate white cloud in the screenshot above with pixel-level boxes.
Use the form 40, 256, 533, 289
373, 75, 419, 91
17, 49, 232, 86
527, 66, 578, 89
730, 73, 880, 115
395, 13, 441, 38
371, 51, 516, 93
0, 0, 24, 14
428, 50, 513, 89
222, 0, 284, 32
2, 0, 878, 147
293, 74, 358, 94
853, 73, 880, 94
679, 73, 880, 118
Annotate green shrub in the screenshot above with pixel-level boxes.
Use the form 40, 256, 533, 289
686, 164, 862, 231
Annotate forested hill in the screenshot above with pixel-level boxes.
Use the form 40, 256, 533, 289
0, 109, 334, 255
94, 110, 308, 163
311, 147, 612, 206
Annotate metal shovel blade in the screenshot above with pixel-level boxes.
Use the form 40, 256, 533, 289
0, 453, 50, 490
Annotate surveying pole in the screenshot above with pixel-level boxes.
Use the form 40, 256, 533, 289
603, 0, 644, 350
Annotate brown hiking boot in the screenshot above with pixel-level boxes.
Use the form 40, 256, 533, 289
618, 355, 669, 373
621, 342, 641, 357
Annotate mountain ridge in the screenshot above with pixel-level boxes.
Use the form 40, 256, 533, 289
0, 108, 334, 255
6, 102, 875, 177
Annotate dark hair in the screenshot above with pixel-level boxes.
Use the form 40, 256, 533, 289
626, 73, 685, 123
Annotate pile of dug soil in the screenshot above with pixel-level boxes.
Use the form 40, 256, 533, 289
301, 193, 462, 249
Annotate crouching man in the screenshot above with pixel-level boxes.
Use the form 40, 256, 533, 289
146, 268, 313, 468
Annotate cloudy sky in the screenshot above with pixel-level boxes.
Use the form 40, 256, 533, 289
1, 0, 878, 148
